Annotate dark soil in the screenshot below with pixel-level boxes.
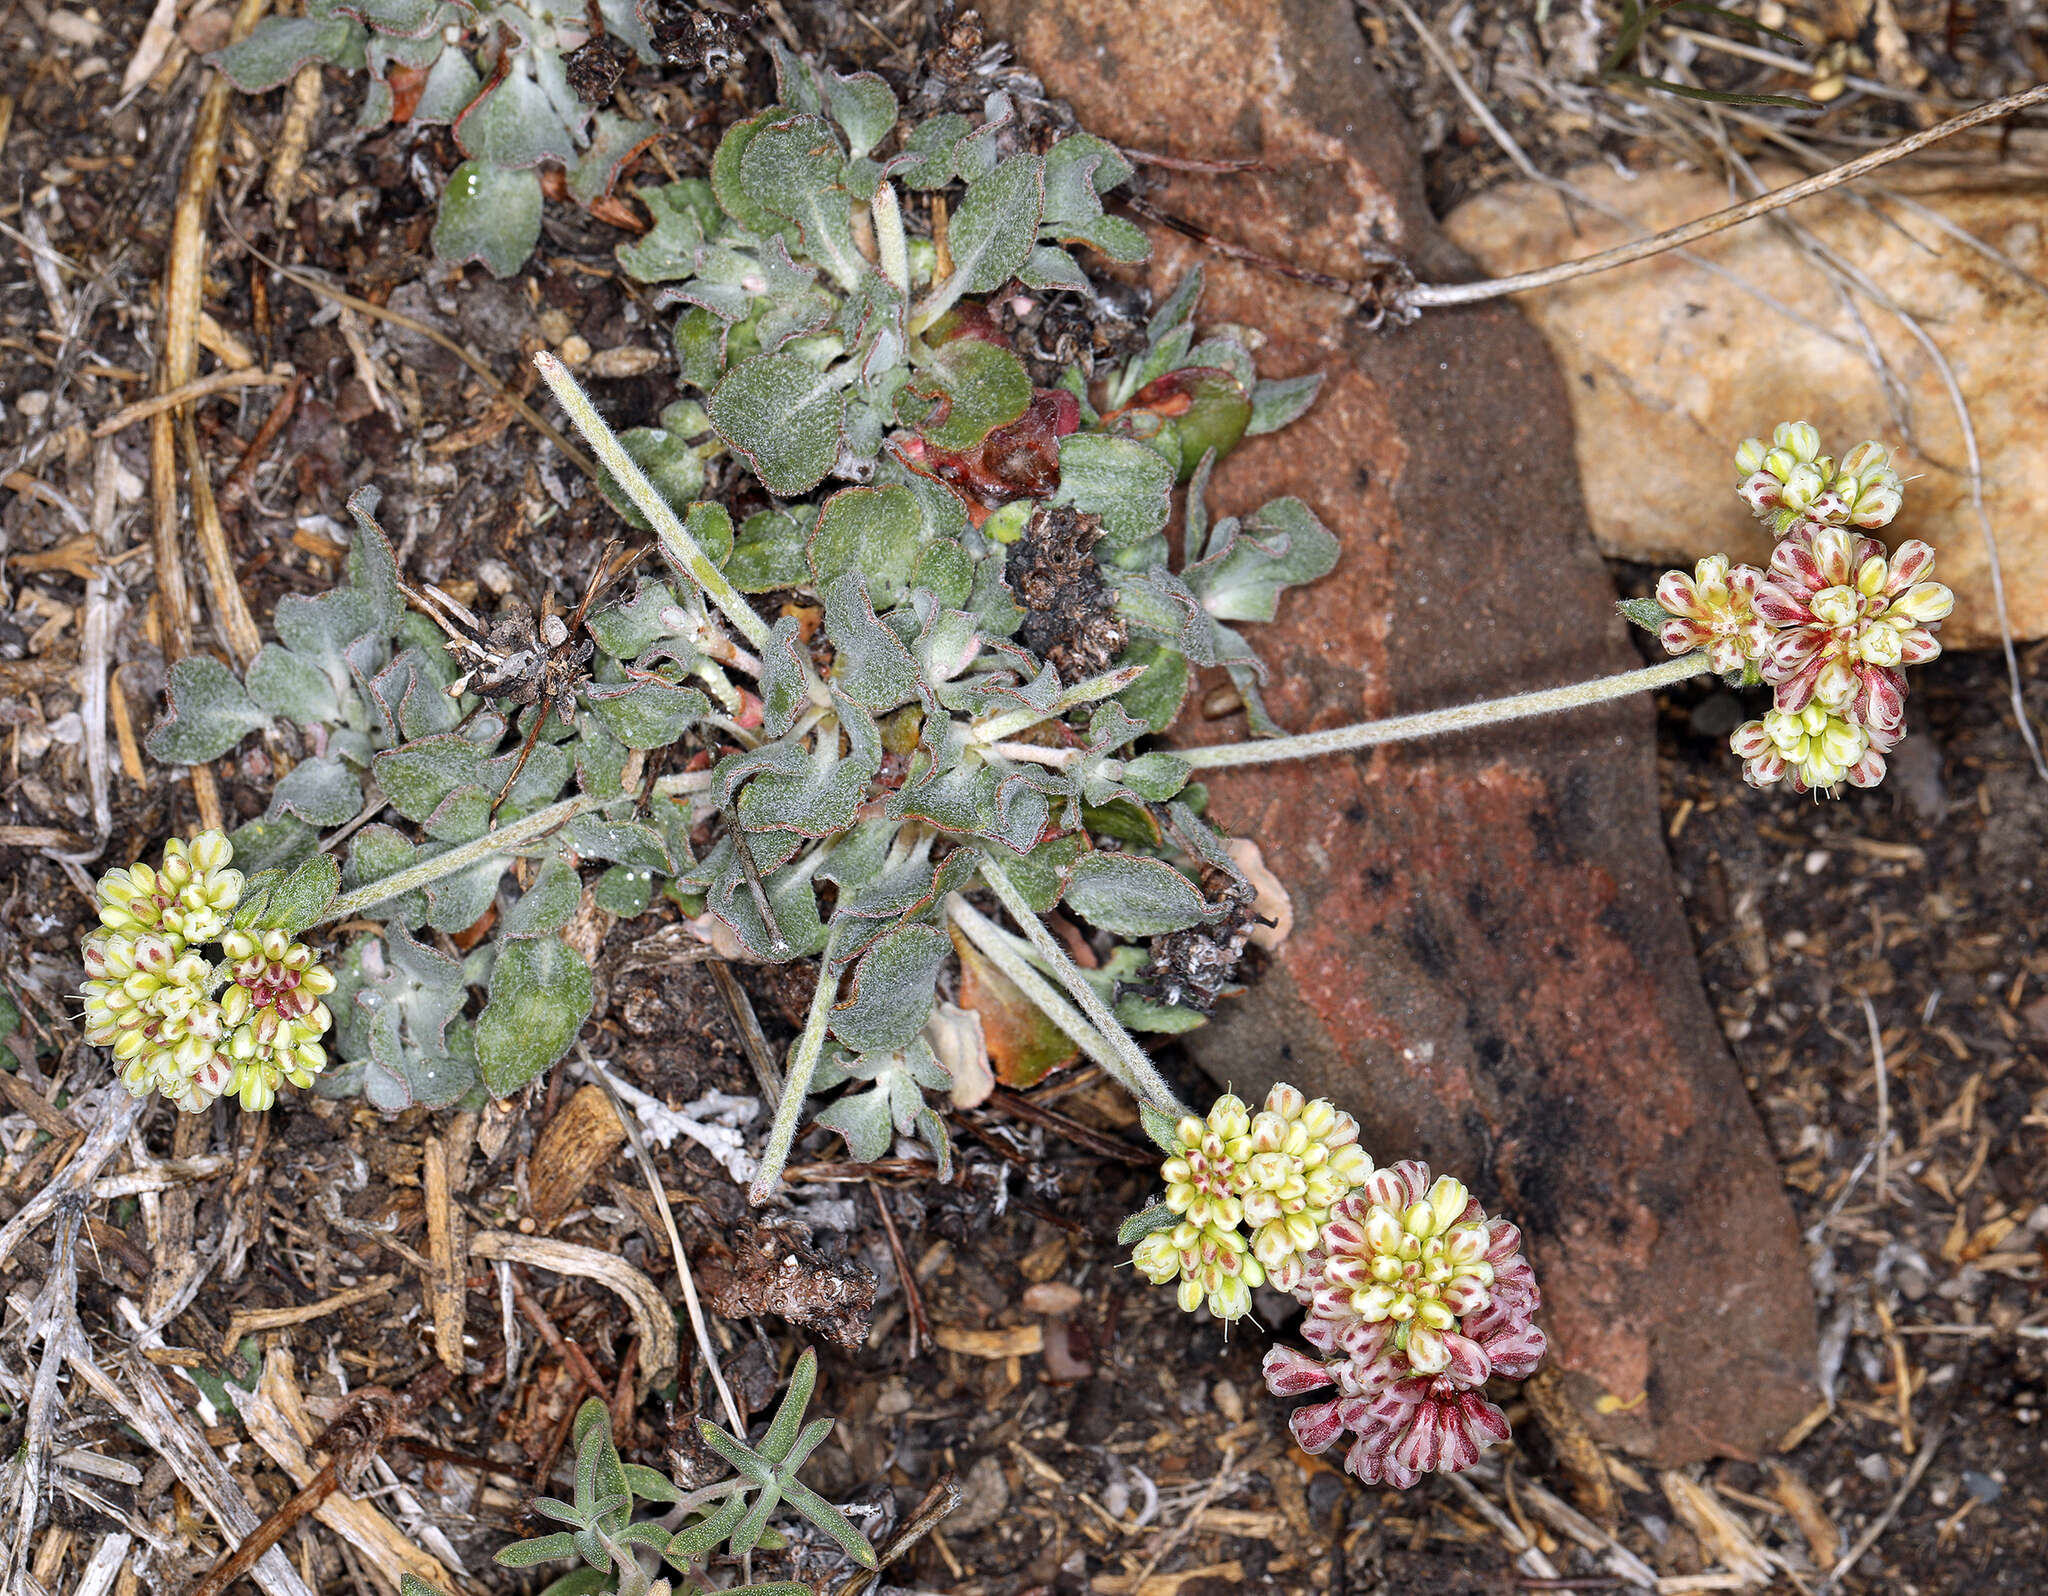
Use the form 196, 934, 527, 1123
0, 4, 2041, 1595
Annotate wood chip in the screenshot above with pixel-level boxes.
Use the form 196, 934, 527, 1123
1764, 1461, 1840, 1570
1190, 1507, 1289, 1539
235, 1347, 455, 1593
422, 1135, 464, 1374
1659, 1471, 1772, 1588
526, 1083, 625, 1230
1092, 1561, 1243, 1596
932, 1323, 1043, 1359
221, 1275, 399, 1357
0, 1070, 77, 1140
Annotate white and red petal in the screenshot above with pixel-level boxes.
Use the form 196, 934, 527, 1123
1753, 583, 1812, 630
1438, 1332, 1493, 1387
1846, 749, 1888, 789
1263, 1345, 1337, 1396
1655, 569, 1702, 615
1288, 1398, 1349, 1454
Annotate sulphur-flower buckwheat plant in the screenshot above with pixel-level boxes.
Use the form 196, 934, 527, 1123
1123, 1089, 1545, 1488
78, 832, 338, 1114
1629, 420, 1955, 796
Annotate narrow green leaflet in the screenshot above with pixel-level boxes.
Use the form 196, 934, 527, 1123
914, 152, 1044, 325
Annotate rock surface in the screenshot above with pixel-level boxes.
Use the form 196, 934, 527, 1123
981, 0, 1818, 1464
1443, 161, 2047, 648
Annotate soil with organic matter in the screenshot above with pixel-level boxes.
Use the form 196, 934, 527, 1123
0, 3, 2043, 1595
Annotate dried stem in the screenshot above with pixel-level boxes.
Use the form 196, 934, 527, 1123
580, 1050, 747, 1435
1175, 654, 1716, 771
1403, 83, 2048, 311
971, 858, 1186, 1114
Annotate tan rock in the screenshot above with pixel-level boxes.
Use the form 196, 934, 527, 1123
1443, 161, 2048, 648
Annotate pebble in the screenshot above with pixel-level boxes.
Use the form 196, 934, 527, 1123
1021, 1282, 1081, 1316
559, 334, 593, 367
477, 559, 515, 596
1212, 1378, 1244, 1424
16, 391, 49, 419
949, 1453, 1011, 1535
537, 308, 575, 344
1962, 1470, 2004, 1505
875, 1379, 913, 1417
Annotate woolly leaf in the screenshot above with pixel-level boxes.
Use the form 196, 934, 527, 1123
412, 44, 480, 124
896, 112, 970, 188
1246, 372, 1324, 436
267, 756, 363, 828
493, 1531, 580, 1568
729, 506, 811, 593
214, 16, 367, 93
1616, 596, 1675, 633
476, 936, 594, 1097
245, 643, 342, 726
1121, 750, 1192, 803
1118, 1202, 1179, 1245
586, 578, 685, 663
1064, 852, 1205, 937
586, 679, 712, 748
500, 854, 582, 939
1140, 1102, 1184, 1155
146, 656, 268, 764
915, 152, 1043, 323
711, 109, 786, 236
1185, 496, 1339, 623
709, 354, 845, 497
808, 485, 926, 612
819, 572, 921, 711
1050, 433, 1174, 549
252, 851, 340, 936
829, 922, 948, 1054
739, 113, 865, 290
432, 161, 542, 279
455, 60, 576, 169
827, 70, 897, 160
1018, 244, 1089, 290
916, 338, 1031, 453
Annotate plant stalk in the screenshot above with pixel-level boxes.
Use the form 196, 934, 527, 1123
317, 773, 712, 927
1175, 653, 1716, 770
533, 352, 776, 654
974, 855, 1185, 1114
747, 929, 843, 1205
945, 893, 1163, 1105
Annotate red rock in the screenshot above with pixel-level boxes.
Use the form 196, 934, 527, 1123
982, 0, 1818, 1464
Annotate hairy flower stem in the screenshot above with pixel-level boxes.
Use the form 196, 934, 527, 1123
974, 855, 1186, 1114
533, 351, 777, 655
945, 894, 1160, 1102
318, 773, 713, 927
1176, 654, 1716, 771
747, 929, 844, 1205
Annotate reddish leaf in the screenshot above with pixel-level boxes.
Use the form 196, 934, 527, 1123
947, 923, 1078, 1088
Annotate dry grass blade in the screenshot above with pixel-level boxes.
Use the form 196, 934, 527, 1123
90, 367, 292, 437
1660, 1472, 1774, 1587
0, 1091, 146, 1275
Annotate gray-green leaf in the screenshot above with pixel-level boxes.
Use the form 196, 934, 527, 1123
146, 656, 267, 765
476, 936, 594, 1097
1063, 852, 1206, 938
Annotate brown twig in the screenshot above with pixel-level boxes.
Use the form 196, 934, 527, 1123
507, 1269, 610, 1401
986, 1087, 1158, 1165
867, 1180, 928, 1360
1122, 195, 1364, 298
216, 375, 305, 514
707, 959, 786, 1107
189, 1458, 339, 1596
1404, 82, 2048, 310
1117, 146, 1268, 174
91, 367, 293, 438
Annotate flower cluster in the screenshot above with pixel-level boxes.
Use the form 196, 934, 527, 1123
78, 833, 335, 1113
1268, 1162, 1544, 1489
1131, 1085, 1371, 1319
1129, 1086, 1545, 1490
1654, 423, 1953, 794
